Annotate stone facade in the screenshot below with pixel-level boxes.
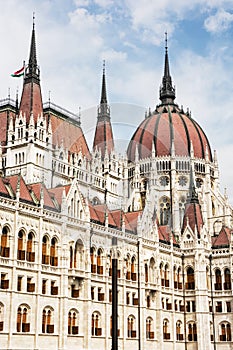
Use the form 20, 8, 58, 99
0, 23, 233, 350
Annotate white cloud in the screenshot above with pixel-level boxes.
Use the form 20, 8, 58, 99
204, 9, 233, 33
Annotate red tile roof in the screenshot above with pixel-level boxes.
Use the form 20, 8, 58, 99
93, 119, 114, 158
212, 226, 231, 248
127, 104, 212, 161
158, 225, 178, 245
182, 202, 204, 237
88, 203, 141, 234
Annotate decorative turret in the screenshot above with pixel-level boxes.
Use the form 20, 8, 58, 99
93, 61, 114, 159
159, 32, 176, 105
181, 169, 204, 237
19, 16, 43, 124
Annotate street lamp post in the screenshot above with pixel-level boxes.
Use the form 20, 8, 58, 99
112, 237, 118, 350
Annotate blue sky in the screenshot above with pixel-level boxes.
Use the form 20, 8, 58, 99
1, 0, 233, 200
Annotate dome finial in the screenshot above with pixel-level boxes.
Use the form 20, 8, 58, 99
159, 32, 176, 105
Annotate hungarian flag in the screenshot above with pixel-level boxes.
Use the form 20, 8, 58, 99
11, 66, 25, 77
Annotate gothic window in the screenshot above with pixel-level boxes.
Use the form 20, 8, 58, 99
146, 317, 154, 339
196, 178, 203, 188
17, 305, 30, 332
131, 256, 137, 281
220, 322, 231, 341
145, 263, 148, 283
42, 307, 54, 334
163, 319, 170, 340
97, 248, 103, 275
159, 176, 169, 186
26, 232, 35, 262
159, 197, 171, 225
127, 315, 136, 338
164, 264, 169, 287
17, 230, 26, 261
178, 176, 187, 186
42, 235, 49, 265
1, 226, 10, 258
160, 262, 164, 286
50, 237, 58, 266
186, 267, 195, 290
179, 196, 186, 226
188, 322, 197, 341
90, 247, 97, 273
92, 312, 102, 336
68, 309, 79, 335
176, 321, 183, 341
224, 268, 231, 290
215, 269, 222, 290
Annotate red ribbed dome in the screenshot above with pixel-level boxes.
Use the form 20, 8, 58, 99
127, 104, 212, 161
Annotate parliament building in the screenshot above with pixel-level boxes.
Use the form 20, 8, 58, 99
0, 22, 232, 350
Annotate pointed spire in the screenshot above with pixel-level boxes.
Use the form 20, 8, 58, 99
93, 61, 114, 158
159, 32, 176, 105
98, 60, 110, 120
19, 14, 43, 123
101, 60, 107, 104
188, 166, 199, 204
25, 12, 40, 83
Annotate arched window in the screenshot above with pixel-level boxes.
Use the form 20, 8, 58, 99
159, 197, 171, 225
220, 322, 231, 341
1, 226, 10, 258
42, 235, 49, 264
224, 268, 231, 290
131, 256, 136, 281
0, 303, 4, 331
50, 237, 58, 266
146, 317, 154, 339
179, 196, 186, 226
164, 264, 169, 287
160, 262, 164, 286
176, 321, 183, 341
90, 247, 96, 273
215, 269, 222, 290
186, 267, 195, 290
42, 307, 54, 334
17, 230, 26, 260
97, 248, 103, 275
187, 322, 197, 341
17, 305, 30, 332
68, 309, 79, 335
145, 263, 148, 283
127, 315, 136, 338
177, 267, 182, 289
125, 254, 131, 280
163, 319, 170, 340
26, 232, 35, 262
92, 312, 102, 336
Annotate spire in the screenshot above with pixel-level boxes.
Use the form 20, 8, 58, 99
25, 13, 40, 83
188, 166, 199, 204
93, 61, 114, 158
98, 60, 110, 120
19, 14, 43, 124
159, 32, 176, 105
100, 60, 107, 104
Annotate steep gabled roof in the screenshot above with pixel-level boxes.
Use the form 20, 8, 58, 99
212, 226, 231, 248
